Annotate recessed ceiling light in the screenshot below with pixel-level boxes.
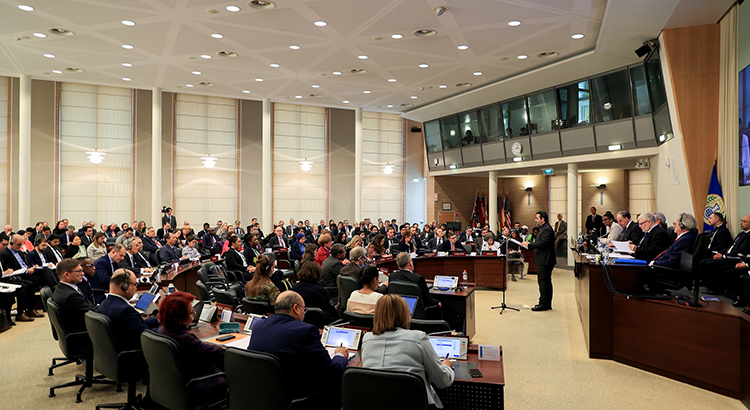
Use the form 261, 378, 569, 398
200, 54, 212, 59
122, 62, 132, 67
211, 33, 224, 39
32, 32, 46, 38
122, 44, 134, 49
343, 100, 350, 103
410, 95, 418, 99
314, 21, 327, 27
363, 90, 371, 94
226, 5, 240, 12
295, 95, 303, 99
186, 84, 195, 87
192, 71, 202, 75
18, 5, 34, 11
255, 78, 263, 82
311, 84, 320, 88
333, 71, 342, 75
386, 104, 394, 108
517, 54, 528, 59
43, 53, 55, 58
270, 63, 280, 68
457, 45, 469, 50
419, 63, 429, 68
122, 77, 131, 81
508, 20, 521, 26
242, 90, 250, 93
289, 45, 301, 50
388, 78, 397, 82
358, 55, 368, 60
391, 33, 403, 39
572, 33, 585, 39
439, 84, 447, 88
122, 20, 136, 26
473, 71, 483, 76
248, 1, 276, 11
51, 70, 63, 74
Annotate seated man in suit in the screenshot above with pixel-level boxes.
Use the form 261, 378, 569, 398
437, 231, 463, 253
650, 213, 698, 269
383, 227, 399, 252
97, 269, 158, 351
610, 210, 643, 245
389, 252, 440, 308
45, 234, 65, 266
267, 226, 290, 249
0, 232, 40, 323
80, 226, 95, 248
321, 244, 348, 288
341, 247, 388, 294
428, 228, 446, 251
51, 259, 95, 335
115, 227, 135, 247
76, 257, 97, 305
247, 291, 348, 409
119, 238, 154, 275
141, 227, 163, 266
24, 236, 59, 288
409, 225, 425, 251
92, 244, 127, 303
0, 233, 52, 292
700, 215, 750, 292
156, 222, 172, 243
201, 227, 220, 252
627, 212, 670, 262
159, 232, 185, 264
707, 211, 733, 254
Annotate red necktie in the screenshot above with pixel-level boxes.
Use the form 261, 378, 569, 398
451, 243, 455, 251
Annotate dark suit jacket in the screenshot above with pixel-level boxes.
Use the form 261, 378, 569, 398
321, 256, 344, 288
141, 236, 161, 253
653, 231, 697, 268
162, 215, 177, 230
81, 235, 94, 248
618, 221, 644, 244
290, 241, 305, 261
384, 236, 399, 250
0, 247, 28, 271
52, 282, 95, 333
26, 249, 50, 268
92, 255, 118, 302
45, 246, 65, 265
389, 269, 440, 307
398, 239, 415, 253
708, 224, 733, 254
247, 313, 348, 404
159, 245, 181, 264
224, 248, 248, 272
339, 263, 363, 282
725, 231, 750, 257
119, 252, 151, 273
77, 277, 96, 305
59, 232, 72, 248
291, 280, 340, 323
527, 223, 556, 267
429, 237, 445, 251
156, 228, 171, 242
437, 239, 463, 252
267, 235, 289, 249
634, 225, 670, 262
97, 295, 157, 351
586, 214, 603, 235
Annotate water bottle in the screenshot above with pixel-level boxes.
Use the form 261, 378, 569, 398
462, 270, 468, 287
167, 283, 175, 294
602, 248, 610, 265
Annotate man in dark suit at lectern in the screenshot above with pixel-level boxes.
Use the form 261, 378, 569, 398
521, 211, 556, 312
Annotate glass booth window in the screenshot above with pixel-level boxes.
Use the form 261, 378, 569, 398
424, 120, 443, 153
440, 116, 461, 149
556, 80, 590, 128
526, 89, 558, 134
630, 65, 652, 116
479, 104, 503, 142
645, 51, 667, 110
591, 70, 632, 123
459, 111, 480, 146
501, 97, 528, 137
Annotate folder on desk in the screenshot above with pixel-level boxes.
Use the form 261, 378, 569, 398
614, 258, 647, 265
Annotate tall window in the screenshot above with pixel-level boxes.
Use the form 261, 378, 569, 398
0, 77, 8, 221
362, 111, 402, 221
273, 103, 326, 224
59, 83, 133, 224
174, 94, 238, 226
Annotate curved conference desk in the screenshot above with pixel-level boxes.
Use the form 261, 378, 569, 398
377, 253, 509, 289
574, 252, 750, 407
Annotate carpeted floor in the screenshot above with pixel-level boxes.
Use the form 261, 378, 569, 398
0, 268, 745, 410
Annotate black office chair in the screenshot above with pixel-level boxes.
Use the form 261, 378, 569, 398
337, 275, 360, 313
389, 244, 399, 255
651, 232, 710, 293
47, 299, 119, 403
209, 265, 244, 297
265, 252, 295, 278
409, 318, 451, 334
224, 349, 317, 410
213, 288, 241, 312
85, 311, 146, 410
241, 297, 274, 315
303, 307, 328, 329
140, 330, 227, 410
41, 286, 77, 376
341, 367, 428, 410
342, 311, 374, 329
196, 280, 215, 303
388, 281, 427, 319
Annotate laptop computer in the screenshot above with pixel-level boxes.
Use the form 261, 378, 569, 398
433, 275, 459, 291
428, 336, 468, 360
398, 295, 418, 316
189, 299, 204, 328
134, 292, 160, 315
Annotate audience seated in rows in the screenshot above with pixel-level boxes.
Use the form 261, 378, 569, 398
292, 260, 340, 324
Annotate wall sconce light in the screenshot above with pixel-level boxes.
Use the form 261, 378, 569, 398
299, 159, 313, 172
519, 186, 533, 205
589, 184, 606, 190
589, 184, 606, 204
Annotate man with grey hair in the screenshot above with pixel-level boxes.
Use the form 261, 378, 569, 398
340, 246, 388, 293
627, 212, 670, 262
248, 290, 348, 409
653, 212, 674, 239
390, 252, 440, 308
613, 211, 643, 245
651, 213, 697, 269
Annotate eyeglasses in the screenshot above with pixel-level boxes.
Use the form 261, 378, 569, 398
82, 264, 94, 267
71, 268, 84, 273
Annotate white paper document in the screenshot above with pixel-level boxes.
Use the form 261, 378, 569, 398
508, 238, 527, 249
223, 337, 252, 350
609, 241, 633, 253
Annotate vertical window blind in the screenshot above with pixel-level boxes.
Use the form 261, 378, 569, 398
58, 83, 133, 225
362, 111, 402, 221
0, 77, 8, 221
174, 94, 238, 227
273, 103, 326, 224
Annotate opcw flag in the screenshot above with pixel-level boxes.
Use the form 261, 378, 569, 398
703, 164, 725, 232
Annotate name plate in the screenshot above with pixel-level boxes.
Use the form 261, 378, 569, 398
452, 251, 467, 256
210, 255, 220, 262
276, 248, 288, 253
379, 255, 393, 262
482, 251, 496, 256
423, 252, 436, 258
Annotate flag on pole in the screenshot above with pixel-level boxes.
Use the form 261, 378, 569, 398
703, 164, 725, 232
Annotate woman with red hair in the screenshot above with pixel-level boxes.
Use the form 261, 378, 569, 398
157, 292, 227, 404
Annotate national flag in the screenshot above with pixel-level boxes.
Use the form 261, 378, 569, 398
703, 164, 725, 232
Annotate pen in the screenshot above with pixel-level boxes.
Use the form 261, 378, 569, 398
445, 353, 449, 360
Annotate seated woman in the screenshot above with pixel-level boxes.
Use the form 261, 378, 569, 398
315, 233, 333, 266
361, 294, 454, 408
64, 234, 86, 259
370, 234, 385, 255
301, 243, 318, 265
347, 266, 383, 315
527, 226, 539, 243
481, 234, 501, 251
244, 254, 280, 305
397, 230, 415, 254
181, 235, 201, 262
86, 232, 108, 261
291, 260, 340, 323
225, 235, 254, 281
243, 233, 263, 266
157, 292, 227, 406
345, 236, 363, 259
290, 233, 306, 262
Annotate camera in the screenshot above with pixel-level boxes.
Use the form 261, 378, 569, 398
161, 206, 171, 214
